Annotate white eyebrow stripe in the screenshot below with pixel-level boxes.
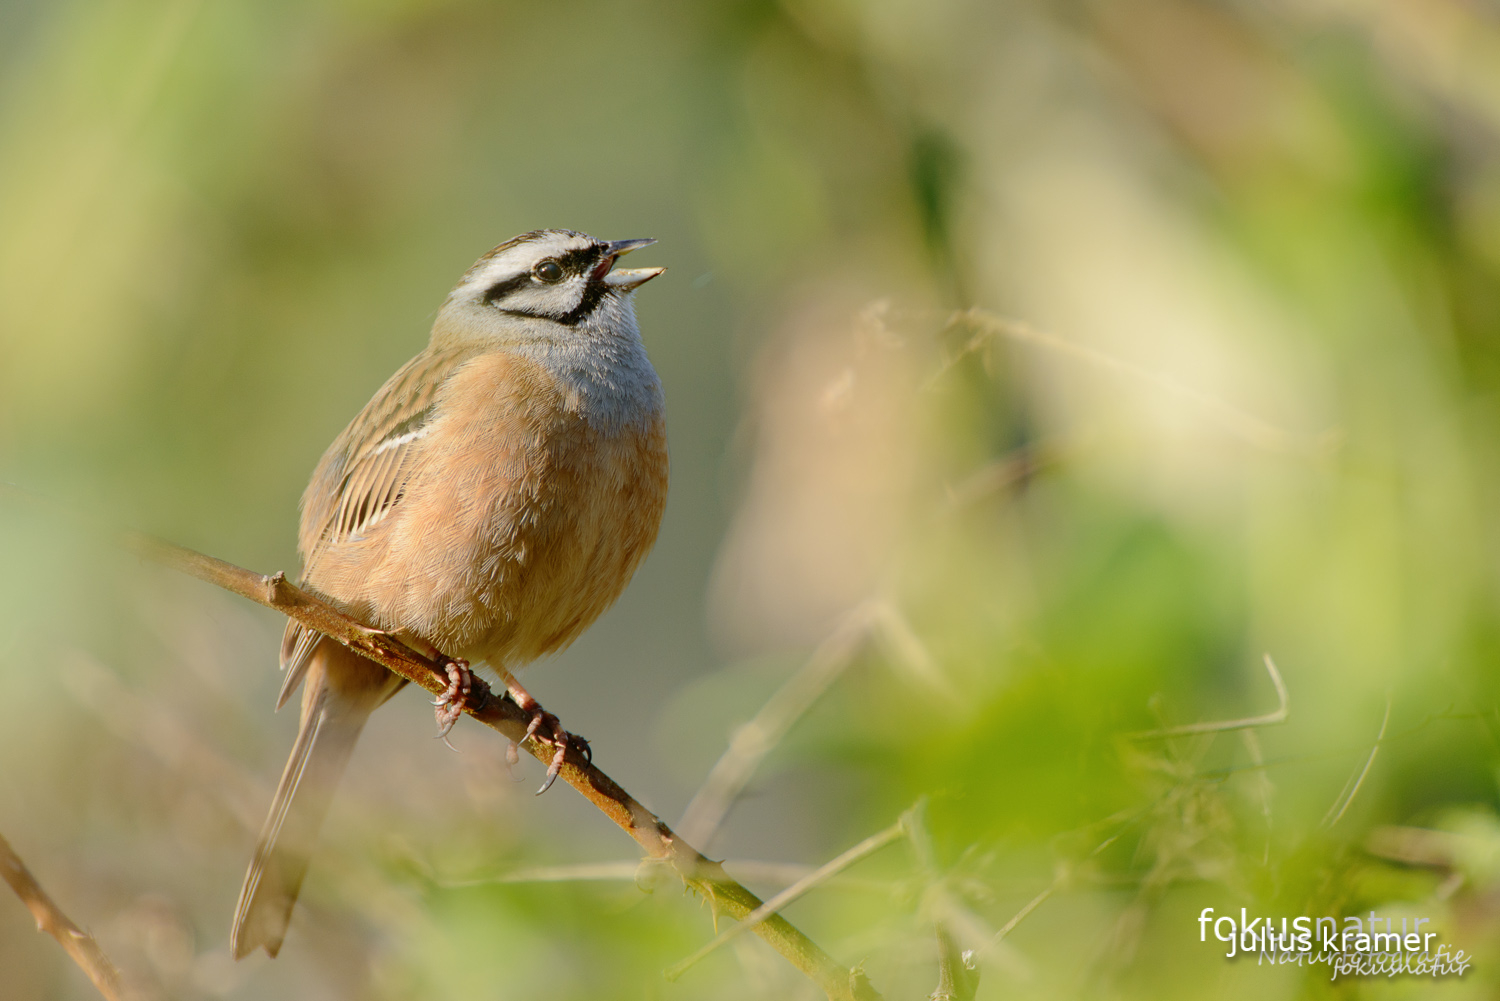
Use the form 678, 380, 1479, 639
370, 426, 429, 456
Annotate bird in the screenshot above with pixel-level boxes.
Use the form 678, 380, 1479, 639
230, 229, 669, 960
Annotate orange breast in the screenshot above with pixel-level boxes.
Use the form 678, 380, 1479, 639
304, 350, 668, 668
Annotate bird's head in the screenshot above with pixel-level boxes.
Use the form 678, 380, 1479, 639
439, 229, 663, 341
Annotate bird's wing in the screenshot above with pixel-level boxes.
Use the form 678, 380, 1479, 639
278, 345, 478, 706
300, 345, 479, 559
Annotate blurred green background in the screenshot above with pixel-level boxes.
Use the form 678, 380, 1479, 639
5, 0, 1500, 997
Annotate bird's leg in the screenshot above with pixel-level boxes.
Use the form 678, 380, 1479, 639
497, 668, 588, 794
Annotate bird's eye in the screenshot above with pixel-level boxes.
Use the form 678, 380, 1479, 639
534, 260, 564, 283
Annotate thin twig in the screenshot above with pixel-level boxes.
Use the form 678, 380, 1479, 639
941, 440, 1071, 514
438, 861, 641, 886
904, 801, 980, 1001
978, 813, 1137, 962
60, 649, 269, 832
870, 601, 957, 701
942, 310, 1337, 457
1365, 824, 1482, 900
930, 921, 979, 1001
992, 884, 1054, 946
116, 530, 883, 1001
1240, 728, 1273, 866
1365, 825, 1470, 869
1128, 654, 1289, 739
0, 830, 132, 1001
1322, 696, 1392, 829
677, 603, 879, 848
436, 859, 894, 893
666, 812, 910, 980
677, 599, 949, 852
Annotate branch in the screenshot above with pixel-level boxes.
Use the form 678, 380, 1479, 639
930, 922, 978, 1001
1127, 654, 1289, 739
0, 830, 133, 1001
666, 811, 909, 979
677, 603, 876, 847
1321, 696, 1392, 829
901, 801, 979, 1001
676, 598, 951, 852
941, 310, 1337, 457
121, 531, 882, 1001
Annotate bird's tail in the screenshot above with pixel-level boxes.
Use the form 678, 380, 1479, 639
231, 640, 401, 959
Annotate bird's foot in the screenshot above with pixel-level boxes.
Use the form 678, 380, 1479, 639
502, 675, 590, 794
432, 658, 474, 742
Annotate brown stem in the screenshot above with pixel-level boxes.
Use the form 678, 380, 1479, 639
0, 830, 133, 1001
123, 532, 882, 1001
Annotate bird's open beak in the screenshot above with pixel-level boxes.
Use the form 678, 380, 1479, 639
597, 238, 665, 290
603, 267, 665, 290
603, 238, 657, 257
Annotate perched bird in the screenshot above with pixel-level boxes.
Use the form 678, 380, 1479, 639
230, 230, 669, 960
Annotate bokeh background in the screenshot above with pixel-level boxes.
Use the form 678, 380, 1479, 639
4, 0, 1500, 997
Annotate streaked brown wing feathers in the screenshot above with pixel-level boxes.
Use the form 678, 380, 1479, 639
281, 345, 477, 700
300, 346, 477, 559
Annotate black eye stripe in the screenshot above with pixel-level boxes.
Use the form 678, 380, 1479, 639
482, 272, 532, 303
484, 245, 605, 302
481, 242, 614, 323
555, 246, 602, 273
494, 281, 611, 326
555, 281, 609, 325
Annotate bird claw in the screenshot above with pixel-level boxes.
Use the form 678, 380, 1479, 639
521, 707, 572, 795
534, 729, 591, 792
432, 658, 474, 739
499, 674, 586, 794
